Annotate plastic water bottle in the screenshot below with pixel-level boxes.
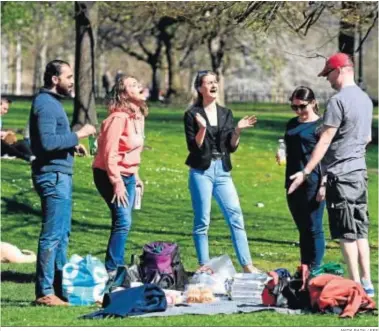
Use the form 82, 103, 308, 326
133, 185, 142, 210
277, 139, 286, 166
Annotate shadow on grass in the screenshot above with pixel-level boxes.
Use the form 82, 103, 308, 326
1, 270, 36, 283
1, 298, 34, 307
1, 197, 40, 217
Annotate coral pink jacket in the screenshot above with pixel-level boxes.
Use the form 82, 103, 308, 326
93, 110, 144, 194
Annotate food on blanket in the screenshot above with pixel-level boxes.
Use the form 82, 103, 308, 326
186, 286, 201, 303
164, 290, 184, 306
200, 287, 215, 303
166, 294, 175, 305
185, 286, 215, 303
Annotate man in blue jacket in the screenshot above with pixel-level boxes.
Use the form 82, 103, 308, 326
30, 60, 96, 306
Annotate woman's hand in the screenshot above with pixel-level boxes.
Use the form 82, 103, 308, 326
275, 152, 280, 165
136, 178, 144, 196
237, 115, 257, 131
195, 113, 207, 129
111, 188, 129, 208
316, 185, 326, 202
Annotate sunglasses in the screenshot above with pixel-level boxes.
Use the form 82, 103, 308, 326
291, 103, 309, 111
323, 68, 336, 76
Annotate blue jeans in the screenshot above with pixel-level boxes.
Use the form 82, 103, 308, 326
188, 159, 252, 267
93, 168, 136, 272
32, 172, 72, 298
287, 183, 326, 269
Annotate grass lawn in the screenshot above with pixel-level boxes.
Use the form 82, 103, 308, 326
1, 100, 378, 327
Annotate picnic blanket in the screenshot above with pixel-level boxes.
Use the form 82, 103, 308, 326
133, 299, 303, 318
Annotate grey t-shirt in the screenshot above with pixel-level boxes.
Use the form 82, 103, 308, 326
322, 84, 373, 176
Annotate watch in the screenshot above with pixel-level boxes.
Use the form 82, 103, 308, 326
302, 169, 310, 180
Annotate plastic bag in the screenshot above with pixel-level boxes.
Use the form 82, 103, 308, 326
190, 255, 236, 294
183, 284, 216, 304
309, 262, 344, 279
62, 254, 108, 306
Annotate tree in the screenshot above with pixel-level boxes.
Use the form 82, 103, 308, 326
1, 2, 74, 94
72, 1, 98, 131
98, 2, 163, 101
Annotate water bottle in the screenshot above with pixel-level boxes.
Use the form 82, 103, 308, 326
277, 139, 286, 166
133, 185, 142, 210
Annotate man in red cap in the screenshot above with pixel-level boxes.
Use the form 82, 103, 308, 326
288, 52, 374, 297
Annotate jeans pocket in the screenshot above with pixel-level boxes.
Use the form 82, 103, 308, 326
33, 172, 58, 189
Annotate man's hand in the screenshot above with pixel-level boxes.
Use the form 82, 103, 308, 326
287, 171, 306, 194
75, 144, 89, 157
76, 124, 96, 139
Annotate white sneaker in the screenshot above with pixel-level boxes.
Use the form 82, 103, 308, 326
361, 278, 375, 298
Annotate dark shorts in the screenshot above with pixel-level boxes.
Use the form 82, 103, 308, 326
326, 170, 370, 240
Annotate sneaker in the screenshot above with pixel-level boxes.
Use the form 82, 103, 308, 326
34, 294, 69, 306
361, 279, 375, 298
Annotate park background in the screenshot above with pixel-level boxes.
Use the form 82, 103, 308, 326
1, 1, 378, 327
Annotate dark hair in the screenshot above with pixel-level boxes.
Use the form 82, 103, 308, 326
105, 74, 148, 117
192, 70, 217, 107
289, 86, 319, 114
0, 97, 12, 104
43, 60, 70, 88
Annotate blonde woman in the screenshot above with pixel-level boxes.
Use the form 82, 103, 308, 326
184, 70, 259, 273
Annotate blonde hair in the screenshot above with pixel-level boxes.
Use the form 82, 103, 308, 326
106, 74, 148, 117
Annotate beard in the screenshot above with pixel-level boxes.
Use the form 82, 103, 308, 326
56, 84, 74, 98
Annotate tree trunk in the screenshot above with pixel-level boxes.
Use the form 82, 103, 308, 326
98, 52, 105, 97
15, 34, 22, 95
338, 1, 357, 58
1, 36, 9, 94
72, 1, 98, 131
151, 64, 160, 101
33, 19, 48, 93
208, 35, 226, 106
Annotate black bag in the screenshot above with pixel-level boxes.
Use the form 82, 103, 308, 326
139, 242, 188, 291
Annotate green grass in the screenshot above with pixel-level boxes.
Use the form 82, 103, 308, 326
1, 101, 378, 327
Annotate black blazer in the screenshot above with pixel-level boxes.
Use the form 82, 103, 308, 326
184, 104, 238, 171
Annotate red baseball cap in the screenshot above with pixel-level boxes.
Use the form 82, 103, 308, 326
318, 53, 354, 77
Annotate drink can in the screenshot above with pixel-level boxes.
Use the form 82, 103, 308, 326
88, 135, 98, 155
134, 185, 142, 210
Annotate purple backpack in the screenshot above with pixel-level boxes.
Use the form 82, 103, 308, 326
139, 242, 188, 290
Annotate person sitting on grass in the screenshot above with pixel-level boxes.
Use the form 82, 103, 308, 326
1, 97, 35, 163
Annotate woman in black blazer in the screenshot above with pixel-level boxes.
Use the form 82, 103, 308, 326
184, 70, 259, 273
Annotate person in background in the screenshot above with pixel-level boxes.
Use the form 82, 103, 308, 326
184, 70, 259, 273
1, 97, 34, 162
277, 86, 326, 278
92, 74, 147, 278
288, 53, 375, 297
30, 60, 96, 306
102, 70, 112, 96
115, 70, 123, 84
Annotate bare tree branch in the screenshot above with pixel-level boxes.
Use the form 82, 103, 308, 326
355, 10, 378, 52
